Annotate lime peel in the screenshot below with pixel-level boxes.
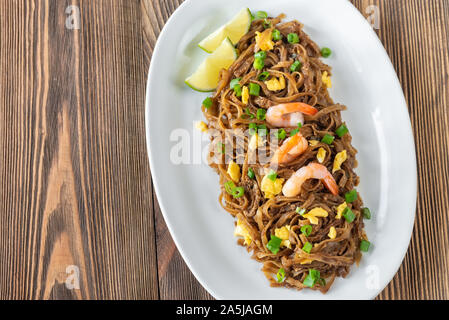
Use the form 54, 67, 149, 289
185, 37, 237, 92
198, 8, 252, 53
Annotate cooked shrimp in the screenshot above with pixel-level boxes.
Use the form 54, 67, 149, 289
282, 162, 339, 197
266, 102, 319, 128
271, 132, 308, 165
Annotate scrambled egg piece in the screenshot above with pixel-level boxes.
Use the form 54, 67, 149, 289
332, 150, 347, 173
295, 253, 313, 264
322, 71, 332, 88
264, 76, 286, 91
261, 174, 284, 199
328, 226, 337, 239
309, 140, 320, 147
275, 225, 291, 249
242, 86, 249, 105
302, 207, 329, 225
317, 147, 326, 163
336, 202, 347, 219
234, 219, 252, 245
255, 29, 274, 51
249, 133, 264, 150
227, 160, 241, 183
195, 121, 208, 132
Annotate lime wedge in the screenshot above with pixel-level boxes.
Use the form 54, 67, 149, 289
198, 8, 252, 53
185, 38, 237, 92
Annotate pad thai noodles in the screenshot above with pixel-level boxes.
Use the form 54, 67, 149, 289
199, 13, 370, 293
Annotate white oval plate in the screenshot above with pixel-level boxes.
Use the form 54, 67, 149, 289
145, 0, 417, 300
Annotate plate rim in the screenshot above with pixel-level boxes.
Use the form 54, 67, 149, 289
145, 0, 417, 300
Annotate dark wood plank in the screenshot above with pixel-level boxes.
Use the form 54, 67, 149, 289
352, 0, 449, 300
145, 0, 449, 299
0, 0, 158, 299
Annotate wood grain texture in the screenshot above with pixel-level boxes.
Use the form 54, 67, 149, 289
0, 0, 447, 300
0, 0, 158, 299
140, 0, 213, 300
365, 0, 449, 300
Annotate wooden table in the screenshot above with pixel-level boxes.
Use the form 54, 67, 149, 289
0, 0, 448, 300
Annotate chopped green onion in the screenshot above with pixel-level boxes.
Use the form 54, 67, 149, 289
249, 123, 267, 136
224, 181, 235, 194
296, 207, 306, 215
275, 129, 286, 140
232, 186, 245, 198
225, 181, 244, 199
321, 47, 332, 58
321, 134, 335, 145
336, 124, 349, 137
258, 71, 270, 81
217, 142, 226, 154
272, 29, 282, 41
276, 268, 286, 283
289, 122, 302, 136
249, 123, 258, 135
255, 11, 268, 20
255, 51, 267, 60
249, 83, 261, 96
257, 124, 267, 136
300, 225, 312, 236
290, 60, 302, 72
230, 78, 241, 90
202, 97, 213, 109
267, 169, 277, 181
244, 108, 255, 119
263, 18, 272, 29
287, 33, 299, 44
362, 207, 371, 220
360, 240, 371, 252
234, 84, 242, 97
256, 108, 266, 120
303, 269, 320, 288
267, 235, 282, 254
248, 168, 255, 180
342, 207, 356, 223
302, 242, 313, 254
254, 57, 265, 70
345, 189, 358, 203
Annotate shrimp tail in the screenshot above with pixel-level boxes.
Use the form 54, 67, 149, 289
322, 174, 339, 196
282, 163, 339, 197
